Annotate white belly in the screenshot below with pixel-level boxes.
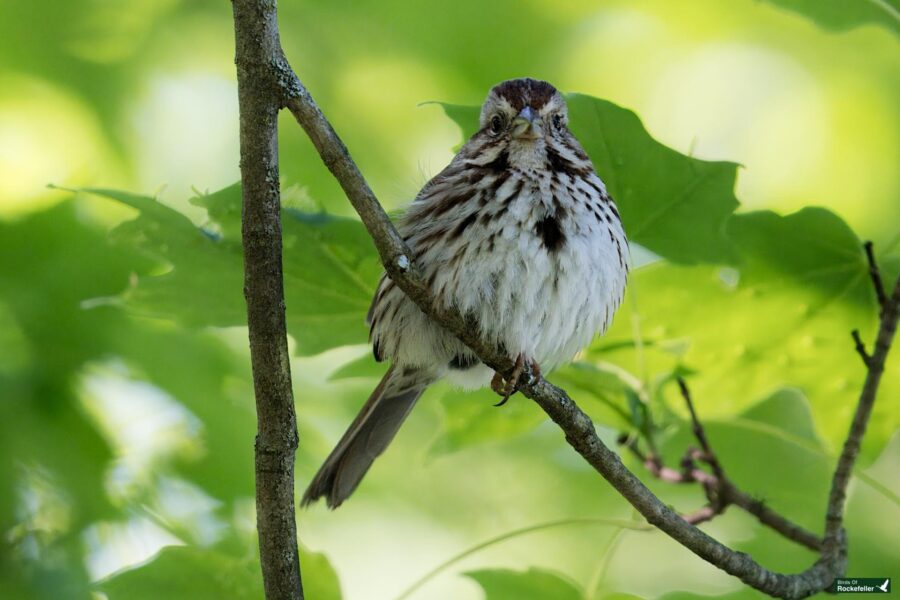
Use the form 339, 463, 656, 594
445, 177, 627, 375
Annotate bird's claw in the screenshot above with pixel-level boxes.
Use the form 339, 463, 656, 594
491, 354, 540, 407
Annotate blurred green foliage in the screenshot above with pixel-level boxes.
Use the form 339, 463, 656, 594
464, 568, 583, 600
760, 0, 900, 33
0, 0, 898, 599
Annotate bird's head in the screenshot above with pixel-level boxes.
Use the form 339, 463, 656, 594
476, 78, 570, 169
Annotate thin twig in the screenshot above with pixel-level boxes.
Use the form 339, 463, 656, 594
851, 329, 871, 367
619, 426, 821, 551
722, 481, 823, 552
683, 505, 721, 525
677, 377, 724, 481
525, 378, 837, 597
822, 276, 900, 564
863, 241, 887, 311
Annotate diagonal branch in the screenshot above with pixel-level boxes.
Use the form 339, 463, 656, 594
851, 329, 872, 367
278, 58, 900, 598
863, 241, 888, 312
281, 75, 516, 376
823, 274, 900, 556
240, 10, 899, 592
678, 377, 725, 482
619, 380, 823, 552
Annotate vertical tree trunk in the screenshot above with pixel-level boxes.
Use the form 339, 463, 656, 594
231, 1, 304, 598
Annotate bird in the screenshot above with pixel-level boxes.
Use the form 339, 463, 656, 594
302, 78, 629, 508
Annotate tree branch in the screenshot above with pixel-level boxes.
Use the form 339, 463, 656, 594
516, 379, 841, 598
232, 1, 303, 598
722, 481, 822, 552
235, 3, 899, 593
851, 329, 871, 367
281, 75, 516, 377
863, 241, 887, 312
678, 377, 725, 482
626, 378, 825, 552
278, 59, 900, 597
823, 275, 900, 557
618, 410, 823, 552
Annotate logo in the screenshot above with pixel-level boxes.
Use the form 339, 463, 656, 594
832, 578, 891, 593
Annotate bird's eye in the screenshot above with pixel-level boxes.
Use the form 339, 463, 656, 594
552, 114, 564, 129
489, 114, 504, 135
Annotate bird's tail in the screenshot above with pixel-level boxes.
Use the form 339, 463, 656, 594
302, 365, 433, 509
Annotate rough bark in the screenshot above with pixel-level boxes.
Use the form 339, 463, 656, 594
232, 0, 304, 598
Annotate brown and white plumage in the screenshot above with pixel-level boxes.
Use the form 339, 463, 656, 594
303, 78, 629, 508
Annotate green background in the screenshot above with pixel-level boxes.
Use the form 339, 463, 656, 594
0, 0, 898, 599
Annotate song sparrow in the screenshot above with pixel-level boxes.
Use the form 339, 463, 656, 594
303, 78, 629, 508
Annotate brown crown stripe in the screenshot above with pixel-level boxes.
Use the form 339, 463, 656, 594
491, 78, 559, 111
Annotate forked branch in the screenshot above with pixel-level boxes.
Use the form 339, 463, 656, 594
619, 378, 823, 551
231, 1, 900, 597
282, 49, 900, 594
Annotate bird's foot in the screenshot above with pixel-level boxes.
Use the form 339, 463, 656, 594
491, 354, 540, 407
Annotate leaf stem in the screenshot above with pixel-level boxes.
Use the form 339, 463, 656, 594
394, 518, 651, 600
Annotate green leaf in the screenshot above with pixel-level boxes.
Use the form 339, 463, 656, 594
99, 545, 341, 600
429, 385, 546, 455
625, 389, 647, 432
567, 94, 739, 265
101, 187, 248, 330
436, 103, 481, 149
98, 546, 264, 600
465, 567, 582, 600
760, 0, 899, 36
89, 185, 382, 356
726, 208, 869, 299
328, 352, 388, 381
551, 362, 634, 430
599, 207, 893, 456
439, 95, 741, 265
0, 202, 149, 529
300, 546, 343, 600
738, 388, 823, 448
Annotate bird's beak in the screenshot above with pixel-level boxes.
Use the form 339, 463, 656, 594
512, 106, 541, 140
